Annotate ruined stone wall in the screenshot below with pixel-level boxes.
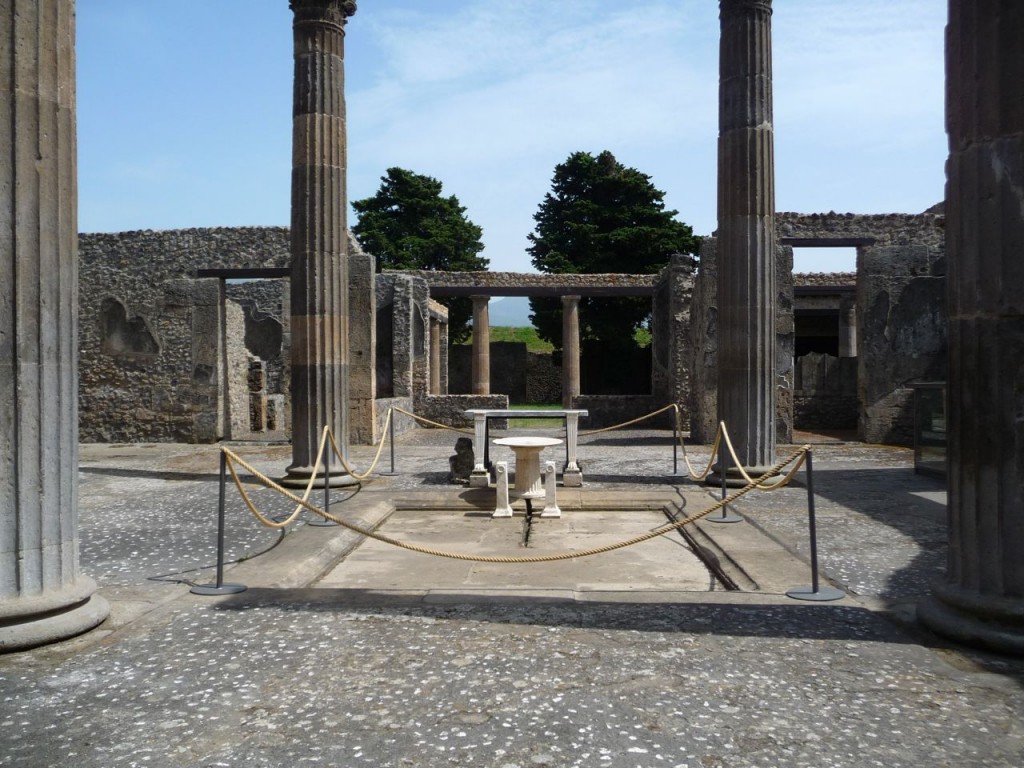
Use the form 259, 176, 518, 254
575, 395, 663, 430
224, 279, 290, 438
776, 246, 796, 444
689, 238, 719, 442
778, 209, 946, 444
777, 210, 945, 248
78, 228, 291, 442
526, 352, 561, 404
348, 246, 376, 445
224, 301, 251, 439
416, 394, 510, 429
406, 271, 659, 293
652, 255, 696, 427
857, 244, 946, 444
793, 353, 858, 430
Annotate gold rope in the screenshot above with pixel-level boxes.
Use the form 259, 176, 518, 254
718, 421, 806, 490
391, 406, 475, 435
672, 405, 720, 482
326, 408, 393, 480
578, 403, 679, 436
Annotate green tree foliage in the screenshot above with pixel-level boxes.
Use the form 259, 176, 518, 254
352, 167, 488, 342
527, 151, 697, 370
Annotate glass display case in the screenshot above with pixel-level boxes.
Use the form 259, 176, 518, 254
913, 382, 946, 476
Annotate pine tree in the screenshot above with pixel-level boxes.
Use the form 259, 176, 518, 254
353, 168, 488, 342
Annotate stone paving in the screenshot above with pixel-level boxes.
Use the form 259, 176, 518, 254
1, 427, 1023, 767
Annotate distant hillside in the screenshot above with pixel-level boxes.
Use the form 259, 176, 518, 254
462, 325, 553, 353
486, 296, 532, 326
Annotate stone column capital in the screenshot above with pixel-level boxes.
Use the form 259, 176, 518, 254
561, 294, 581, 306
290, 0, 357, 28
720, 0, 772, 17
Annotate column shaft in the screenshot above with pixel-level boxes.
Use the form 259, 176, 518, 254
471, 296, 491, 395
429, 318, 442, 395
286, 0, 356, 483
561, 295, 581, 408
918, 0, 1024, 654
0, 0, 108, 651
715, 0, 777, 474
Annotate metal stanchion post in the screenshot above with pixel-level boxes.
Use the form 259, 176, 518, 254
672, 413, 679, 476
191, 450, 247, 596
708, 440, 743, 524
787, 450, 845, 601
309, 452, 337, 527
378, 409, 399, 476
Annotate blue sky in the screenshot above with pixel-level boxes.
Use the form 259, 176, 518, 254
77, 1, 946, 275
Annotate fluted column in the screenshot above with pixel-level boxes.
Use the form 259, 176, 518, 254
429, 317, 442, 395
715, 0, 777, 480
561, 295, 581, 408
471, 296, 491, 395
1, 0, 109, 651
918, 0, 1024, 654
285, 0, 356, 486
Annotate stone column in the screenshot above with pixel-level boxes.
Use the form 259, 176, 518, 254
838, 294, 857, 358
429, 317, 442, 395
561, 295, 581, 408
471, 295, 491, 395
285, 0, 356, 486
715, 0, 777, 480
0, 0, 109, 651
439, 319, 450, 395
918, 0, 1024, 654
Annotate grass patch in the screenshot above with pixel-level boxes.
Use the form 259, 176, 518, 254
462, 326, 553, 353
508, 403, 564, 429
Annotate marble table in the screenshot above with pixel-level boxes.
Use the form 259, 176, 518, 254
464, 409, 587, 488
493, 436, 563, 499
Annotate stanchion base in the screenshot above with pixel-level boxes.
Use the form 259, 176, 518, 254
375, 471, 400, 477
707, 511, 744, 524
190, 583, 248, 596
307, 518, 338, 527
786, 585, 845, 602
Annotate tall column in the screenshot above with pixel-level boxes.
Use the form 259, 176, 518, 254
715, 0, 777, 480
429, 317, 442, 395
471, 296, 491, 395
918, 0, 1024, 654
285, 0, 356, 486
1, 0, 109, 651
561, 295, 581, 408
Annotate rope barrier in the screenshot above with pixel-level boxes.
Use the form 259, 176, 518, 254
222, 439, 810, 564
392, 406, 475, 435
578, 403, 678, 436
328, 408, 393, 480
671, 405, 720, 482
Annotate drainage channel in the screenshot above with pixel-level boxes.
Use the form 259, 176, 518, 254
663, 506, 743, 591
521, 498, 536, 547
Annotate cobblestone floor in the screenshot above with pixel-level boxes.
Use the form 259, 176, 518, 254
0, 429, 1021, 768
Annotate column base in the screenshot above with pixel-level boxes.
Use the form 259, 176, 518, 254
706, 464, 783, 489
0, 577, 110, 653
469, 469, 491, 488
281, 464, 358, 489
918, 583, 1024, 656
